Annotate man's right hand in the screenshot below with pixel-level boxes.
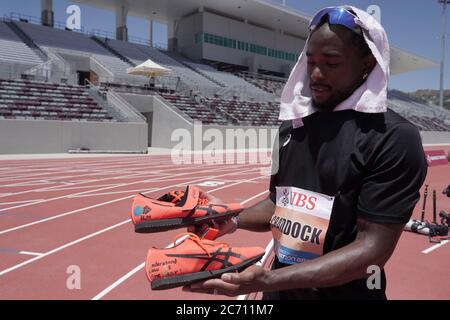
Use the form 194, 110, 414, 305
190, 189, 240, 239
215, 216, 239, 238
198, 189, 224, 206
194, 189, 275, 237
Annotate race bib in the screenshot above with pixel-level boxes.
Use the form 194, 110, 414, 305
270, 186, 335, 265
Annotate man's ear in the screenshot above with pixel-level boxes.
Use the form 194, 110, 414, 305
363, 54, 377, 75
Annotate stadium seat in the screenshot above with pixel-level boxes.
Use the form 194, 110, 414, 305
0, 78, 116, 122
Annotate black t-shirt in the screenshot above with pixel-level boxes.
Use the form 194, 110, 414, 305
265, 108, 428, 300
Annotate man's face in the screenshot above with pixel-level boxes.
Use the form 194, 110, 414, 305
306, 23, 372, 111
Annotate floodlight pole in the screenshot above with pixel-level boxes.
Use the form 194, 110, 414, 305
439, 0, 450, 109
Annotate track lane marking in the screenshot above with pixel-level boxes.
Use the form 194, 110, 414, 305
0, 163, 250, 213
422, 240, 449, 254
0, 165, 254, 235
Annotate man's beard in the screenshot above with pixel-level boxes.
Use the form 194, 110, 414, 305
313, 100, 337, 112
312, 87, 359, 112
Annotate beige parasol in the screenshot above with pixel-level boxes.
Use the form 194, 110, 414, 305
127, 59, 171, 77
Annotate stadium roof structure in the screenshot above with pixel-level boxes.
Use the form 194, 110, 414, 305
71, 0, 436, 75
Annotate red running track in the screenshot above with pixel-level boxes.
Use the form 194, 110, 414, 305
0, 148, 448, 300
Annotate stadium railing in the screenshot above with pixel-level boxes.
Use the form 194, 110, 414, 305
88, 28, 165, 50
89, 55, 114, 79
22, 51, 77, 85
105, 89, 147, 123
238, 71, 288, 83
215, 84, 276, 102
9, 12, 88, 35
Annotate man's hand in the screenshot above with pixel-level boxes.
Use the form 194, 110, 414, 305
198, 188, 224, 205
184, 217, 406, 296
190, 188, 239, 238
182, 265, 271, 297
197, 190, 276, 236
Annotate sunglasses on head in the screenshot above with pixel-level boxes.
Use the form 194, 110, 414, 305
309, 7, 362, 34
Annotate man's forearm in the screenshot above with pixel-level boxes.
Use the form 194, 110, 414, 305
262, 220, 403, 292
238, 196, 275, 232
265, 238, 378, 291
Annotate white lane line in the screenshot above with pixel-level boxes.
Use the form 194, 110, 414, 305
0, 220, 130, 277
92, 235, 190, 301
92, 262, 145, 300
0, 158, 169, 177
66, 189, 158, 198
18, 251, 43, 257
4, 181, 56, 187
236, 190, 271, 301
0, 172, 72, 183
0, 165, 253, 235
0, 165, 181, 196
0, 198, 135, 236
41, 184, 123, 192
0, 161, 192, 198
0, 182, 134, 213
239, 191, 268, 205
68, 175, 265, 199
422, 240, 449, 254
0, 157, 167, 168
91, 189, 268, 300
0, 199, 44, 206
0, 163, 244, 213
0, 173, 139, 197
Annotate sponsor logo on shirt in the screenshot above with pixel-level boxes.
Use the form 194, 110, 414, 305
280, 188, 317, 210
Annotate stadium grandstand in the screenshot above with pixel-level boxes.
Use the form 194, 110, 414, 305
0, 0, 449, 154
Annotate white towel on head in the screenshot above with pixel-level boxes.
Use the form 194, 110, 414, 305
279, 6, 390, 128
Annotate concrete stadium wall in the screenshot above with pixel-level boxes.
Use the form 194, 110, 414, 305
123, 92, 279, 150
0, 119, 148, 154
153, 120, 279, 152
151, 95, 194, 148
420, 131, 450, 145
117, 92, 193, 148
177, 13, 203, 61
152, 94, 278, 150
119, 92, 154, 113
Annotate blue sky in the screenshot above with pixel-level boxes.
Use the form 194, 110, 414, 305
0, 0, 448, 92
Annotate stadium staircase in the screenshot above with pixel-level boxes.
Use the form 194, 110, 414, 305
157, 92, 230, 125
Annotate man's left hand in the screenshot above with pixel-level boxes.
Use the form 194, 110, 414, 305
182, 265, 270, 297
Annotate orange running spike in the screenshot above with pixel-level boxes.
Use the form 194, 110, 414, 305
145, 233, 265, 290
131, 185, 244, 235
